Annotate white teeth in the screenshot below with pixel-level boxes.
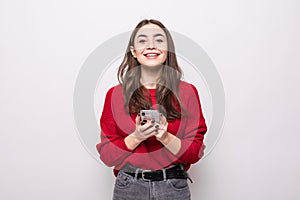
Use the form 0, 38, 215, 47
145, 53, 159, 57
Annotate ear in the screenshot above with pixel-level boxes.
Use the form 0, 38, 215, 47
130, 46, 137, 58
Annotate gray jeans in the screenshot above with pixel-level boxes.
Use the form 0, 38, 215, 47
113, 171, 191, 200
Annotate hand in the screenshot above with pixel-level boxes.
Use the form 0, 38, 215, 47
155, 113, 168, 142
131, 114, 159, 142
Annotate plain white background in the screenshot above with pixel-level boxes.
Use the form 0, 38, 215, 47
1, 0, 299, 199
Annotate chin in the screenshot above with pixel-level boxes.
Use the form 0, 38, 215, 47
140, 60, 165, 67
142, 63, 164, 67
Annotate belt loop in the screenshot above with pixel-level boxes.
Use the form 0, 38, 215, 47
134, 168, 140, 180
179, 164, 184, 170
162, 169, 167, 181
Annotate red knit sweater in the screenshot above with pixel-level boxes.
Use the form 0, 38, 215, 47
96, 81, 207, 176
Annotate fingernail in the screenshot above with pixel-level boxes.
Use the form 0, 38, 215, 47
142, 119, 147, 123
137, 113, 140, 116
155, 125, 159, 129
151, 120, 155, 124
141, 122, 145, 125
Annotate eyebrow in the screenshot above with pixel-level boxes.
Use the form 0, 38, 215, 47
136, 33, 165, 38
154, 33, 165, 37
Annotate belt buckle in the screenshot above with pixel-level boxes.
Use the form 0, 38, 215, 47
141, 170, 152, 181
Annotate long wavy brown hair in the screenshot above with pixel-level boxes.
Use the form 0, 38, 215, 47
117, 19, 183, 121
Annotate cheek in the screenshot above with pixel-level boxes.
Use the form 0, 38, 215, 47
161, 51, 168, 60
157, 43, 168, 51
135, 50, 144, 59
135, 51, 145, 64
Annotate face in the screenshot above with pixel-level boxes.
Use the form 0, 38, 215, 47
131, 23, 168, 67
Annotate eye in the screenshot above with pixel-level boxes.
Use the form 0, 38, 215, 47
156, 39, 164, 43
138, 39, 146, 43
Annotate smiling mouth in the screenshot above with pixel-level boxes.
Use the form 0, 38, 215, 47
143, 53, 160, 57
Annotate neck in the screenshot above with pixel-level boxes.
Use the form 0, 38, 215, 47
140, 65, 162, 89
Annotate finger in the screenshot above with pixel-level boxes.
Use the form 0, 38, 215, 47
142, 130, 158, 140
143, 126, 159, 135
154, 121, 166, 132
139, 122, 153, 132
135, 114, 141, 125
151, 122, 160, 129
164, 122, 168, 130
160, 114, 167, 125
140, 119, 149, 126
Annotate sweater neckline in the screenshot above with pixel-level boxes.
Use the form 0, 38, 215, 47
147, 88, 156, 96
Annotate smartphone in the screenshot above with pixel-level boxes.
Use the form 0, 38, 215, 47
140, 110, 160, 123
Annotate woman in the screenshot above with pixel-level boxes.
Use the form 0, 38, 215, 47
96, 19, 207, 200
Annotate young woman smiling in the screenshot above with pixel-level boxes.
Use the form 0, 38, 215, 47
96, 19, 207, 200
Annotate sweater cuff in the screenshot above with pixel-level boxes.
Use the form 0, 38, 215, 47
175, 140, 200, 164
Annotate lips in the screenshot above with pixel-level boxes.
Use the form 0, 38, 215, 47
143, 53, 160, 57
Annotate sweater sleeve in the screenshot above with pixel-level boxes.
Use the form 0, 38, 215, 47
175, 84, 207, 164
96, 87, 133, 167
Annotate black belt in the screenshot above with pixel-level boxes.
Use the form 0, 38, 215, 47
120, 164, 192, 182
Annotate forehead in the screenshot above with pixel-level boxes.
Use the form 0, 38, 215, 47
135, 23, 166, 38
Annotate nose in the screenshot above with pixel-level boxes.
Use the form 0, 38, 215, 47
147, 39, 156, 49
